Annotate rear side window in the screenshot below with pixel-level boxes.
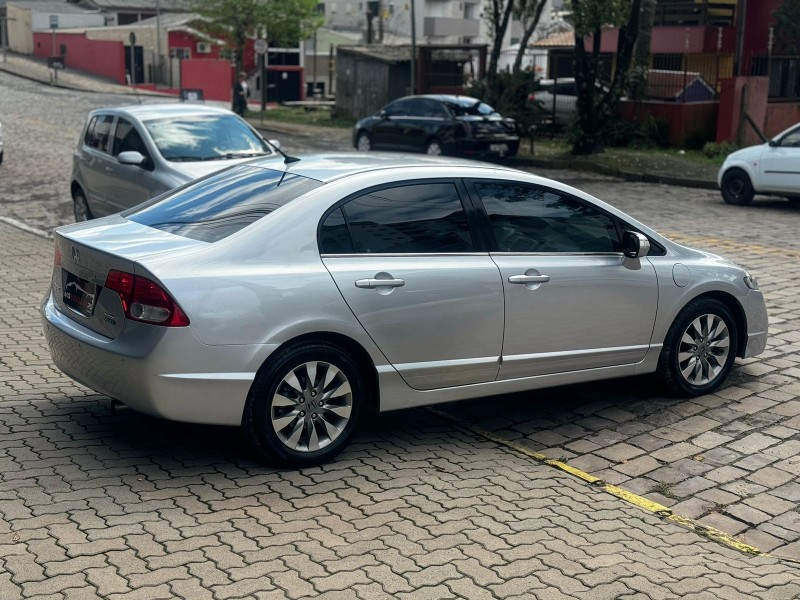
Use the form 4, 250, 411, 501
125, 165, 322, 243
84, 114, 114, 152
320, 183, 474, 254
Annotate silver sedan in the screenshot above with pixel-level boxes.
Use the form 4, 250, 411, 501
42, 154, 768, 467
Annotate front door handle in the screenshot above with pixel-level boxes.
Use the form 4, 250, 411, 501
508, 274, 550, 284
355, 278, 405, 289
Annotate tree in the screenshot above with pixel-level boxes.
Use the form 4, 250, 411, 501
773, 0, 800, 55
628, 0, 656, 101
512, 0, 548, 75
486, 0, 517, 101
569, 0, 641, 155
195, 0, 322, 72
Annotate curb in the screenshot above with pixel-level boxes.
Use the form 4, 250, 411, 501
0, 65, 174, 98
508, 156, 719, 191
426, 407, 785, 561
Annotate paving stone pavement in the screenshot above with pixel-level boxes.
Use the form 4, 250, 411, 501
1, 223, 799, 600
442, 183, 800, 562
2, 68, 800, 596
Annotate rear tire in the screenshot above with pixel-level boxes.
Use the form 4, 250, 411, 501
242, 342, 364, 468
73, 189, 93, 222
356, 132, 371, 152
720, 169, 754, 206
657, 298, 738, 397
425, 139, 444, 156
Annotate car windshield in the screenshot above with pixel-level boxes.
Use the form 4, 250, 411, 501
124, 165, 323, 242
143, 114, 273, 161
445, 99, 498, 117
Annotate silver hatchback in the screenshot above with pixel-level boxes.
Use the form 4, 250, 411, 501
43, 154, 768, 467
70, 104, 279, 221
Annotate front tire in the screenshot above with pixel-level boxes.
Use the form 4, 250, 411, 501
73, 189, 92, 222
720, 169, 754, 205
242, 342, 364, 467
657, 298, 738, 397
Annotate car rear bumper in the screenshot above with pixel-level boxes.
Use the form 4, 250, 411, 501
41, 292, 273, 426
454, 138, 520, 157
741, 290, 768, 358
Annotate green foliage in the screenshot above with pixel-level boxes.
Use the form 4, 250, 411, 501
702, 141, 738, 158
773, 0, 800, 55
466, 70, 539, 132
195, 0, 323, 70
567, 0, 630, 36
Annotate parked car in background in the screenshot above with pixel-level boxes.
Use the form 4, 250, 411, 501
43, 153, 767, 467
528, 78, 578, 126
71, 104, 281, 221
718, 123, 800, 205
353, 95, 519, 157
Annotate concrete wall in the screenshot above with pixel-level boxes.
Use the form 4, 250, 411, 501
619, 100, 719, 148
32, 32, 126, 84
31, 13, 105, 31
716, 76, 769, 144
180, 59, 233, 102
765, 103, 800, 138
7, 4, 33, 54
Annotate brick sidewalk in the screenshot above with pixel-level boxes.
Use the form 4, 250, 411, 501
2, 223, 799, 599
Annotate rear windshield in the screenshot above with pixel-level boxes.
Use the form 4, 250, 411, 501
124, 165, 323, 242
446, 100, 497, 117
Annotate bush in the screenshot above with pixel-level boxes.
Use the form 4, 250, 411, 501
702, 141, 738, 158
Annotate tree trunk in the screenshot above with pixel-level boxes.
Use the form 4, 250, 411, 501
571, 0, 642, 155
630, 0, 656, 100
487, 0, 516, 95
512, 0, 547, 74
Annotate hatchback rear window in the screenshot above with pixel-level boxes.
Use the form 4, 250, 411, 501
124, 165, 322, 242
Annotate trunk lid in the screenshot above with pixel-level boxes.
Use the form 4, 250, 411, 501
50, 215, 206, 339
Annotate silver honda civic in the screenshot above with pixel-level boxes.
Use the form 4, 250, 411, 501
42, 154, 768, 467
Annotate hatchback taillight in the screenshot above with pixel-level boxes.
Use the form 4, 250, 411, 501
104, 269, 189, 327
54, 245, 62, 268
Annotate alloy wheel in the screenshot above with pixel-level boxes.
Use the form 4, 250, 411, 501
677, 314, 730, 386
270, 361, 353, 452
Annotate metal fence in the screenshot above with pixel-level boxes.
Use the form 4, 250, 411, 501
746, 54, 800, 101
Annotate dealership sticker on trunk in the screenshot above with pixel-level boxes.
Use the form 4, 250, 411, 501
63, 272, 97, 317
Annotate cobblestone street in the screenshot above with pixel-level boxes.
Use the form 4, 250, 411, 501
1, 69, 799, 598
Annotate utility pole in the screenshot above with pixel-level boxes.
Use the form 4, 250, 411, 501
410, 0, 416, 94
155, 0, 162, 84
0, 11, 16, 63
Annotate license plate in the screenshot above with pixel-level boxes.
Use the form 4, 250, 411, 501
63, 271, 98, 317
490, 144, 508, 153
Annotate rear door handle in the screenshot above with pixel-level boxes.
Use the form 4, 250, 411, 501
508, 274, 550, 284
355, 278, 405, 289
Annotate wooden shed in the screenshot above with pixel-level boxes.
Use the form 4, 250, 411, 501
335, 45, 412, 121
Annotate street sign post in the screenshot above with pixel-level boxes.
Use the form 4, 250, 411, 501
129, 32, 136, 86
50, 15, 59, 82
256, 37, 268, 112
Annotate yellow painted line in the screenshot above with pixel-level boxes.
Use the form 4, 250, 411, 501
428, 407, 767, 558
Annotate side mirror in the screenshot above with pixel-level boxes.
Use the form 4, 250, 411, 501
379, 110, 388, 119
768, 139, 778, 147
268, 138, 281, 150
117, 151, 146, 166
623, 231, 651, 259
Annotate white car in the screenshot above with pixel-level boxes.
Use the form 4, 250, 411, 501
718, 123, 800, 205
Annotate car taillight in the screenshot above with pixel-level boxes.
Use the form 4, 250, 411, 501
54, 245, 62, 268
104, 269, 189, 327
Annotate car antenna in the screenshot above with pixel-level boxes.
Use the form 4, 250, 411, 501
266, 140, 300, 164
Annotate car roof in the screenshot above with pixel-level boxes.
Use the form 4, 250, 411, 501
89, 103, 234, 121
247, 152, 517, 183
392, 94, 483, 106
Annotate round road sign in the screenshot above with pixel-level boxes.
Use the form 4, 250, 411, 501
254, 39, 268, 55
